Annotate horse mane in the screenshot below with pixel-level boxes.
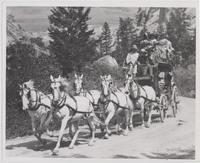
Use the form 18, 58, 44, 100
23, 80, 35, 89
59, 77, 70, 92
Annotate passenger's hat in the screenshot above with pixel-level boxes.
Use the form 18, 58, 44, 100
132, 45, 138, 50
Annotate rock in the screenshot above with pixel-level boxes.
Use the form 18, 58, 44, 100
94, 55, 119, 70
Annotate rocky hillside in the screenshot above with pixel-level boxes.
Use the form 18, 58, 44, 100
7, 7, 196, 51
7, 14, 31, 46
6, 14, 50, 56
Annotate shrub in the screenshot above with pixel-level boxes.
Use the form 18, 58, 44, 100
173, 64, 195, 98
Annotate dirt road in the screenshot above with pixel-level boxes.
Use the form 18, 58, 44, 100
5, 97, 196, 160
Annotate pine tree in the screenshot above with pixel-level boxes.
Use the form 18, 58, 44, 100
166, 8, 195, 62
114, 17, 137, 65
99, 22, 112, 55
157, 23, 165, 35
48, 7, 95, 75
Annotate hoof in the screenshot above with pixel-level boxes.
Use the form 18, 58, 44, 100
52, 149, 59, 155
129, 126, 133, 131
100, 125, 104, 133
88, 141, 94, 146
145, 124, 150, 128
41, 139, 47, 145
103, 133, 109, 139
140, 124, 145, 129
117, 129, 123, 135
123, 131, 128, 136
68, 145, 74, 149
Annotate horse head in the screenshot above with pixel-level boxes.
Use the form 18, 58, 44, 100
19, 80, 36, 110
50, 75, 69, 104
50, 75, 62, 102
124, 74, 137, 96
100, 74, 113, 97
74, 74, 84, 95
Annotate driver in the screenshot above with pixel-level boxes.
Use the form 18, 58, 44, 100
125, 45, 140, 77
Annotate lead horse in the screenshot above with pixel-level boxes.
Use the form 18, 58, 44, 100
19, 80, 54, 145
99, 75, 134, 139
49, 75, 102, 155
124, 74, 157, 127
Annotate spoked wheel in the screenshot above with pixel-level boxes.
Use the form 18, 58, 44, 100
144, 108, 147, 118
172, 86, 179, 117
100, 116, 105, 133
159, 94, 168, 122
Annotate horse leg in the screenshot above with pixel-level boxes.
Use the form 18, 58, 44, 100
86, 116, 96, 146
44, 108, 53, 130
128, 109, 134, 131
69, 122, 75, 139
115, 114, 123, 135
69, 120, 80, 149
104, 109, 115, 139
123, 110, 130, 136
53, 115, 69, 155
147, 103, 156, 127
140, 103, 145, 128
37, 114, 49, 145
30, 116, 43, 144
146, 106, 152, 128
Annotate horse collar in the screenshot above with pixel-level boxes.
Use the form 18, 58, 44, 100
28, 90, 41, 111
52, 93, 66, 108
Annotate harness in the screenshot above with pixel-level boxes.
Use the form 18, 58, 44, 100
52, 92, 93, 118
99, 91, 130, 111
75, 85, 99, 107
129, 80, 158, 104
23, 89, 51, 111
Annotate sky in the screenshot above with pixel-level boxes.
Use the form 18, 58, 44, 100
6, 7, 138, 32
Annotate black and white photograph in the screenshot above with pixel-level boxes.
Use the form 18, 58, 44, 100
2, 1, 199, 161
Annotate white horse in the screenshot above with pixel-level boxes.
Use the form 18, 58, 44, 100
19, 80, 54, 145
124, 74, 157, 127
49, 75, 102, 155
99, 75, 134, 139
74, 74, 101, 110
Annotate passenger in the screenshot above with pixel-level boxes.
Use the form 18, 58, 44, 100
158, 34, 175, 62
149, 34, 167, 63
139, 48, 149, 76
140, 32, 150, 49
125, 45, 140, 77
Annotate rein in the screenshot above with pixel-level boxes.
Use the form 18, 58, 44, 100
52, 91, 93, 115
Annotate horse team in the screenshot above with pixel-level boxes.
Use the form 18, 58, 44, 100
19, 73, 159, 155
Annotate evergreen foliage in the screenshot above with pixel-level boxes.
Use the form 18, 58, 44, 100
114, 17, 138, 65
99, 22, 113, 55
166, 8, 195, 63
48, 7, 96, 76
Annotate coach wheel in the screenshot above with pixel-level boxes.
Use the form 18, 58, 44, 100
159, 94, 167, 122
100, 116, 105, 133
172, 86, 179, 117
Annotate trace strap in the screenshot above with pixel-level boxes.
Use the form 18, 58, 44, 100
99, 92, 130, 110
28, 90, 51, 111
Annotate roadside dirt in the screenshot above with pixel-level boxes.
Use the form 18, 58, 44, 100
4, 97, 195, 160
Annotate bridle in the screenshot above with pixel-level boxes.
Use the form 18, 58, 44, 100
50, 80, 66, 107
125, 77, 140, 100
20, 88, 41, 111
74, 79, 86, 96
100, 79, 112, 98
